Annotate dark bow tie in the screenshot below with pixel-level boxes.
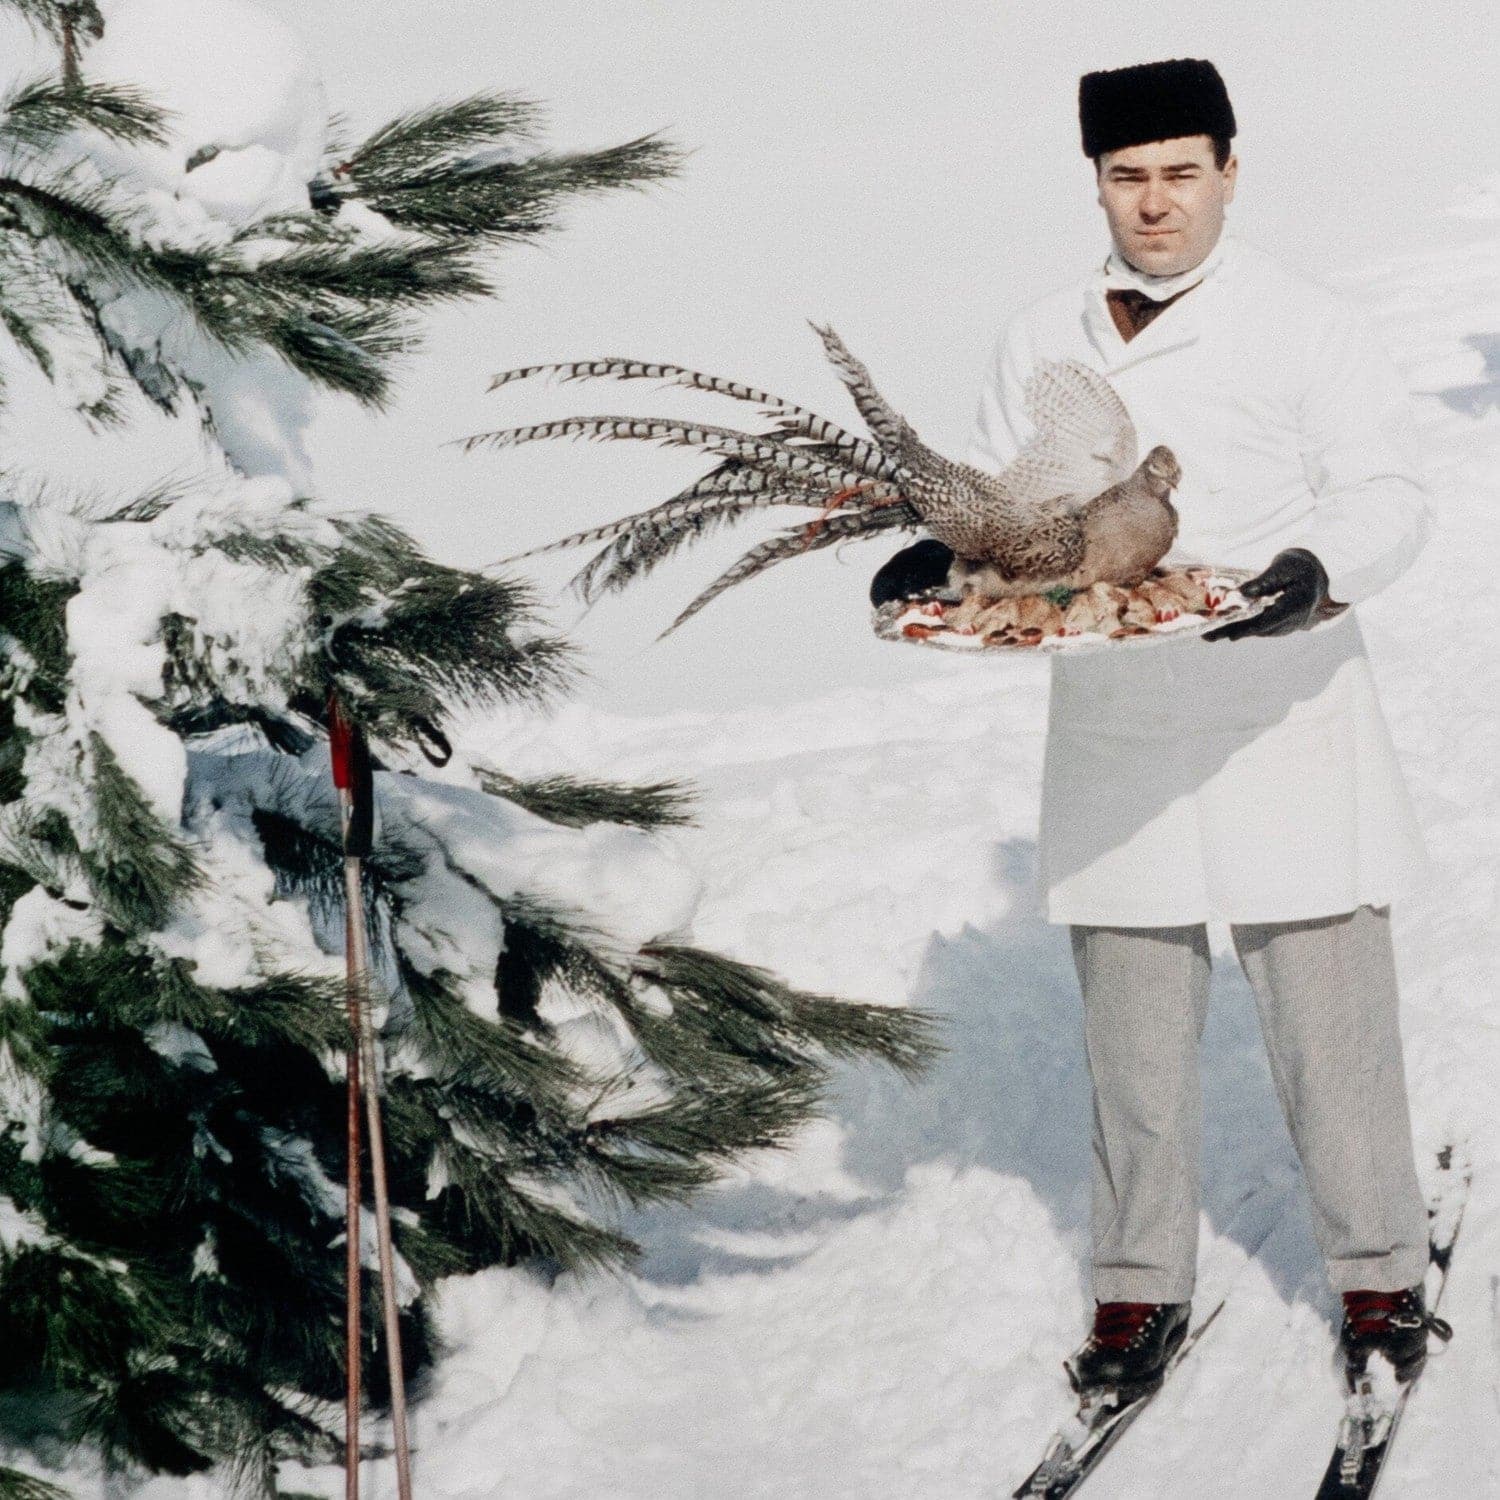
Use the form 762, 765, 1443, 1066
1105, 282, 1201, 342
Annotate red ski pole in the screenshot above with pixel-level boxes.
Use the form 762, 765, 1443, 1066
329, 695, 413, 1500
343, 887, 361, 1500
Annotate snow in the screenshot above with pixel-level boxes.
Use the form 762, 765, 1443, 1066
0, 0, 341, 484
177, 743, 703, 1073
394, 776, 703, 955
0, 3, 1497, 1498
260, 1124, 420, 1301
0, 1196, 50, 1253
263, 217, 1500, 1497
0, 470, 323, 850
86, 0, 327, 226
142, 1020, 217, 1073
0, 886, 104, 990
1448, 174, 1500, 222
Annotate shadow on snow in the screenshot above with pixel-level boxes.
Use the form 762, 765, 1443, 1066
621, 836, 1333, 1327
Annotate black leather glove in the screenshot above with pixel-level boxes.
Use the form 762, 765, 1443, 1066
870, 538, 955, 607
1203, 548, 1339, 643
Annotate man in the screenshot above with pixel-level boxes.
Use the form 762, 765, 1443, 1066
872, 57, 1451, 1398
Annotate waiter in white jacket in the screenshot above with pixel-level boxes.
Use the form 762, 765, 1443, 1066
871, 57, 1450, 1398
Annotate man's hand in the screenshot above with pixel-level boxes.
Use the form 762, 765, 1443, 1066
1203, 548, 1342, 642
870, 538, 954, 607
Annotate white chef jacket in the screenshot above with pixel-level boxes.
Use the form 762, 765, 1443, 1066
963, 231, 1435, 925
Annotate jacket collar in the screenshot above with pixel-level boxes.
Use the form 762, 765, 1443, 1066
1102, 231, 1230, 296
1083, 231, 1237, 372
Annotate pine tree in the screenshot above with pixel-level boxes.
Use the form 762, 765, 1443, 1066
0, 3, 943, 1492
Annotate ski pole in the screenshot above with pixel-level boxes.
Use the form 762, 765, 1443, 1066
342, 889, 362, 1500
330, 695, 414, 1500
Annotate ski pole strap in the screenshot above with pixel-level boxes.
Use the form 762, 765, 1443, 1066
413, 714, 451, 767
327, 693, 375, 858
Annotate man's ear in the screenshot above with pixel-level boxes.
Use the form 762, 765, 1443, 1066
1222, 153, 1238, 204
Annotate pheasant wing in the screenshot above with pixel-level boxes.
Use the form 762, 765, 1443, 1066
997, 359, 1138, 508
988, 497, 1088, 580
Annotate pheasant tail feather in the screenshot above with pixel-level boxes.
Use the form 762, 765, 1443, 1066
660, 503, 918, 637
456, 414, 892, 490
807, 322, 911, 457
487, 356, 896, 475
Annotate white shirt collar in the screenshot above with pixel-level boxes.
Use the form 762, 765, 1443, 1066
1100, 230, 1233, 299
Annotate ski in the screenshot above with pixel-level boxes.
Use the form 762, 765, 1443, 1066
1011, 1177, 1289, 1499
1312, 1143, 1469, 1499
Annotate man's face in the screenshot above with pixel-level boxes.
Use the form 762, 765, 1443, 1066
1095, 135, 1237, 277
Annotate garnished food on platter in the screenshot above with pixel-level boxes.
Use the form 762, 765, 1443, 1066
873, 563, 1270, 654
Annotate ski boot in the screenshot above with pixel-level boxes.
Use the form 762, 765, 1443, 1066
1329, 1285, 1454, 1490
1339, 1284, 1453, 1389
1017, 1302, 1192, 1496
1064, 1300, 1191, 1398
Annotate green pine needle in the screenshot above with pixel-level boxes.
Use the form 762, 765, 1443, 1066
0, 0, 102, 44
83, 732, 202, 931
424, 1146, 639, 1273
355, 131, 687, 244
583, 1072, 825, 1196
0, 562, 73, 708
478, 769, 697, 830
0, 165, 167, 287
337, 93, 545, 187
257, 237, 489, 309
0, 75, 171, 152
0, 1240, 163, 1390
310, 531, 578, 743
636, 944, 947, 1081
0, 1467, 71, 1500
400, 960, 588, 1105
780, 990, 948, 1080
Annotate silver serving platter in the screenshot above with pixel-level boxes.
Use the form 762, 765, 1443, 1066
872, 564, 1273, 656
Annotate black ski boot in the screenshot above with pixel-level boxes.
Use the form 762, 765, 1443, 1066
1064, 1301, 1191, 1397
869, 538, 955, 607
1340, 1285, 1453, 1389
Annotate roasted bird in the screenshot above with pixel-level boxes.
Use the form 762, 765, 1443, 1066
458, 324, 1181, 634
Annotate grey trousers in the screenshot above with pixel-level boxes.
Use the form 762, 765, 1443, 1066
1068, 904, 1429, 1303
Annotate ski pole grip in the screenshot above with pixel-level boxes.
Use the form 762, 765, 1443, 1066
328, 693, 356, 789
327, 693, 375, 858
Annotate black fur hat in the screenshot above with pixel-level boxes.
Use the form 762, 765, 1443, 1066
1078, 58, 1236, 159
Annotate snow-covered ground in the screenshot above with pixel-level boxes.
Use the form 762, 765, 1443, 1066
248, 208, 1497, 1498
3, 3, 1497, 1496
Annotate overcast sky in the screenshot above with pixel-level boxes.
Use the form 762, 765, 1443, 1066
245, 2, 1500, 712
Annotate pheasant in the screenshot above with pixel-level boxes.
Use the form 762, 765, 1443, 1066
455, 324, 1181, 634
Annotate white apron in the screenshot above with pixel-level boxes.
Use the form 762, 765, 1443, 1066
964, 233, 1435, 925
